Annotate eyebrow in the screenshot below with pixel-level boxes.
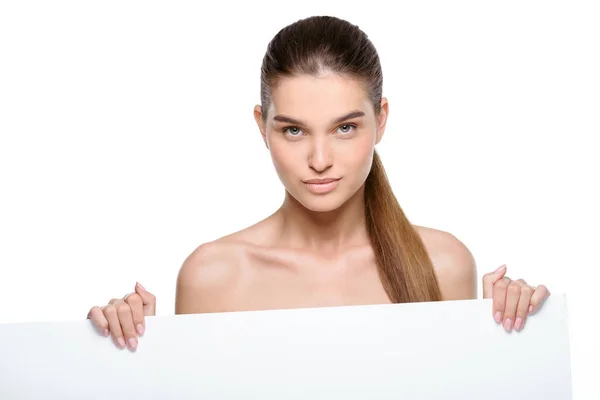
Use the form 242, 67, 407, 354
272, 110, 366, 126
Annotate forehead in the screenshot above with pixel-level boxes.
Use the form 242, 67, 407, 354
268, 72, 373, 122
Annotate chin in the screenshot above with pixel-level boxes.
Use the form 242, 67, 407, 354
283, 178, 364, 213
294, 192, 351, 213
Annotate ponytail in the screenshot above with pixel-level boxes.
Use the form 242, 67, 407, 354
364, 151, 442, 303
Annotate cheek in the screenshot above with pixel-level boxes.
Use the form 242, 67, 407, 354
268, 139, 301, 180
342, 136, 375, 179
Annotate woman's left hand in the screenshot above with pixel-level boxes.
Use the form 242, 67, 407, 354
482, 264, 550, 332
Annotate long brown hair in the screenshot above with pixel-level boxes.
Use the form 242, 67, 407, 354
260, 16, 442, 303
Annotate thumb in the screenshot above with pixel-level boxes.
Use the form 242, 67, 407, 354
482, 265, 507, 298
135, 282, 156, 316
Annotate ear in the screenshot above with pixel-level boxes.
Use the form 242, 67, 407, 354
375, 97, 389, 145
253, 105, 269, 149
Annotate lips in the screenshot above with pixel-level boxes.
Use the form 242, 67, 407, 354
302, 178, 340, 184
302, 177, 341, 194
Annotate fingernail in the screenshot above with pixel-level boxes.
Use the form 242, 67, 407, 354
494, 311, 502, 323
117, 337, 126, 349
103, 329, 109, 337
503, 318, 513, 332
137, 324, 144, 336
128, 337, 137, 350
528, 305, 534, 314
495, 264, 507, 273
136, 282, 146, 291
514, 317, 523, 331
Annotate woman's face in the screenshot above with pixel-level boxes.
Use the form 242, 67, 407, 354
254, 72, 388, 213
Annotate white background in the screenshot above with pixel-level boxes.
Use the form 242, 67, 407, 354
0, 1, 598, 398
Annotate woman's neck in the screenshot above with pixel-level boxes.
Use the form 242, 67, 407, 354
274, 187, 369, 256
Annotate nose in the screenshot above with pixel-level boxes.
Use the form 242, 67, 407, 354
308, 136, 333, 172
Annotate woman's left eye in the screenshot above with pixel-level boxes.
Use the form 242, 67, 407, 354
337, 124, 355, 134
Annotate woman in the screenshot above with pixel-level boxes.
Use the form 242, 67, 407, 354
87, 15, 550, 352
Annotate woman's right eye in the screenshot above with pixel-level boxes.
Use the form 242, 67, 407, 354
284, 127, 303, 137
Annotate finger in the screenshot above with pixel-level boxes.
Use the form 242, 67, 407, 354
482, 265, 507, 298
529, 285, 550, 315
115, 300, 138, 351
492, 277, 510, 323
87, 307, 109, 337
124, 293, 146, 336
502, 280, 525, 332
102, 304, 126, 349
135, 282, 156, 316
514, 285, 535, 331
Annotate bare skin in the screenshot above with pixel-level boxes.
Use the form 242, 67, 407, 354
89, 202, 478, 352
174, 210, 476, 315
88, 71, 549, 352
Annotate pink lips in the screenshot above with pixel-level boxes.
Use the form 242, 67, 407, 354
302, 177, 341, 194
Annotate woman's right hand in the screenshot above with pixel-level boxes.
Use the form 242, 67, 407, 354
87, 282, 156, 351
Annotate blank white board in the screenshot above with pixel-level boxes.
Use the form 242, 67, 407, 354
0, 295, 572, 399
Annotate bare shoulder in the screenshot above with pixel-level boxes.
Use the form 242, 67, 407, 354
177, 239, 244, 289
413, 225, 478, 300
175, 238, 248, 314
414, 226, 474, 267
175, 218, 275, 314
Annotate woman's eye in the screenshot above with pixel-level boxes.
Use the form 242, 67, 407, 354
285, 127, 303, 136
337, 124, 355, 134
